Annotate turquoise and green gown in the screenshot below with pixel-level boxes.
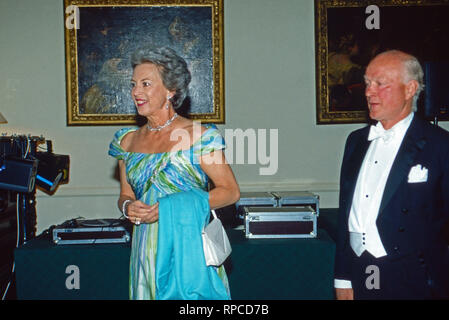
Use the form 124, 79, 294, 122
108, 125, 230, 300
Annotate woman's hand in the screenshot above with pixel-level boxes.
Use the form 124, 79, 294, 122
118, 160, 158, 225
126, 200, 159, 225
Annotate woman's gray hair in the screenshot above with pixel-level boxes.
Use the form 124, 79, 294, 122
131, 45, 191, 109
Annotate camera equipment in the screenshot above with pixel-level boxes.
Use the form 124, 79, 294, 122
0, 157, 38, 193
35, 152, 70, 193
0, 131, 70, 300
0, 135, 70, 242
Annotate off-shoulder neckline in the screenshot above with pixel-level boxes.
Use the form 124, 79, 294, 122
117, 126, 217, 156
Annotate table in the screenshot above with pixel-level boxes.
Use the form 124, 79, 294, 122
14, 238, 130, 300
225, 229, 335, 300
15, 228, 336, 300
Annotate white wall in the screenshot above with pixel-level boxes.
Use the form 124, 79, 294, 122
1, 0, 447, 233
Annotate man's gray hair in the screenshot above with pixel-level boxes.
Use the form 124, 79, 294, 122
404, 57, 425, 112
377, 50, 425, 112
131, 45, 191, 109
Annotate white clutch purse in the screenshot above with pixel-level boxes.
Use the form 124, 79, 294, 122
202, 210, 232, 267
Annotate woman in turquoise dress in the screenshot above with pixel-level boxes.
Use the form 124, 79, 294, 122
108, 46, 240, 300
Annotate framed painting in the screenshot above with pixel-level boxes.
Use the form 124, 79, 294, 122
64, 0, 224, 126
315, 0, 449, 124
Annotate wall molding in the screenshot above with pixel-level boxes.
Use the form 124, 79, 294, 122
37, 182, 339, 197
36, 186, 120, 198
238, 181, 339, 192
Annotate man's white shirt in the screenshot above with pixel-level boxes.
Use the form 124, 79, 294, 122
335, 112, 414, 289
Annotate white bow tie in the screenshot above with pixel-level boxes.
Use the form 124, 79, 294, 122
368, 124, 395, 143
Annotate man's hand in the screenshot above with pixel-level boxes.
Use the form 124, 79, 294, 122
336, 288, 354, 300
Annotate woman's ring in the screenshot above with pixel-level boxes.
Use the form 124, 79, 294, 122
135, 217, 141, 225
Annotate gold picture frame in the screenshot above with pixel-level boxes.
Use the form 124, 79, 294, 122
64, 0, 224, 126
315, 0, 449, 124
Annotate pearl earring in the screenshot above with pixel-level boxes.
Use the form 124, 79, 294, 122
166, 95, 171, 109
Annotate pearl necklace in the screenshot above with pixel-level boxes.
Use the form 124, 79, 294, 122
146, 113, 178, 131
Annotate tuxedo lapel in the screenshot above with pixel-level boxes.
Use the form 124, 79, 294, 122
343, 129, 371, 218
378, 117, 427, 216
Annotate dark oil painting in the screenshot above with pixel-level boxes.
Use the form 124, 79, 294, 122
316, 0, 449, 124
77, 6, 213, 117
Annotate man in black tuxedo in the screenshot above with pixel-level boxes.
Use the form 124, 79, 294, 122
334, 50, 449, 299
